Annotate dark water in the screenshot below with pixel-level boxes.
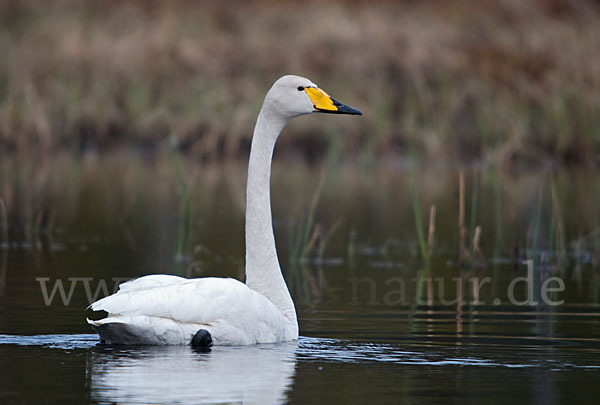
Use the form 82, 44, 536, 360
1, 154, 599, 403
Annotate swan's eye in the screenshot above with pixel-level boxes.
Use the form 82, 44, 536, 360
297, 86, 304, 91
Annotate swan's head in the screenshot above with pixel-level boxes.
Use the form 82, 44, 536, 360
264, 75, 362, 120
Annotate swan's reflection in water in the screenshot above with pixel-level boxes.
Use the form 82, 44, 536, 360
87, 342, 298, 404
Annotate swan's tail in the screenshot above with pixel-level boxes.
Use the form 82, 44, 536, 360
87, 318, 157, 345
87, 316, 203, 345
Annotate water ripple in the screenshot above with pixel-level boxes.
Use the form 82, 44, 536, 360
1, 334, 598, 371
0, 333, 99, 349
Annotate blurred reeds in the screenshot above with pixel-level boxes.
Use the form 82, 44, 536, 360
0, 150, 599, 305
0, 0, 599, 166
0, 198, 7, 294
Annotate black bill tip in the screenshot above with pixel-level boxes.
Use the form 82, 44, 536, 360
317, 97, 362, 115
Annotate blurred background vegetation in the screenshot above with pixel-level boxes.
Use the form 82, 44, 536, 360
1, 0, 599, 323
1, 0, 599, 167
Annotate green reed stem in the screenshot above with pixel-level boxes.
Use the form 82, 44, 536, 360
0, 198, 8, 287
170, 129, 193, 265
0, 198, 7, 246
411, 174, 428, 263
530, 185, 544, 261
297, 170, 327, 262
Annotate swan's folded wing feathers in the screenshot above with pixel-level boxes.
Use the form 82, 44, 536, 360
116, 274, 188, 293
90, 277, 283, 327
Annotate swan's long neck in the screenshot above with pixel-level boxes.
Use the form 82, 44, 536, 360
245, 107, 298, 334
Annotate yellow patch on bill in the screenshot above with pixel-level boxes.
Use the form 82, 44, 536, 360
305, 87, 337, 112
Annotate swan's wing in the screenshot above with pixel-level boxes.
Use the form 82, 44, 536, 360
90, 277, 281, 327
116, 274, 188, 293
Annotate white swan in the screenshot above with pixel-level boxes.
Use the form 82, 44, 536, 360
87, 75, 361, 345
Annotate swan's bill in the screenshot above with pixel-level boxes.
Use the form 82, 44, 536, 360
305, 87, 362, 115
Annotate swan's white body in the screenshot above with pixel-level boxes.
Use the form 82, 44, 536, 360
87, 75, 361, 345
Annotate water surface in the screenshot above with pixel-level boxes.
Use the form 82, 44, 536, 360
0, 155, 599, 403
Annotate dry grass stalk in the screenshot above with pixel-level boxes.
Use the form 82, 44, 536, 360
0, 198, 7, 244
550, 181, 566, 264
427, 204, 436, 258
458, 171, 467, 267
472, 225, 483, 265
0, 198, 7, 295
